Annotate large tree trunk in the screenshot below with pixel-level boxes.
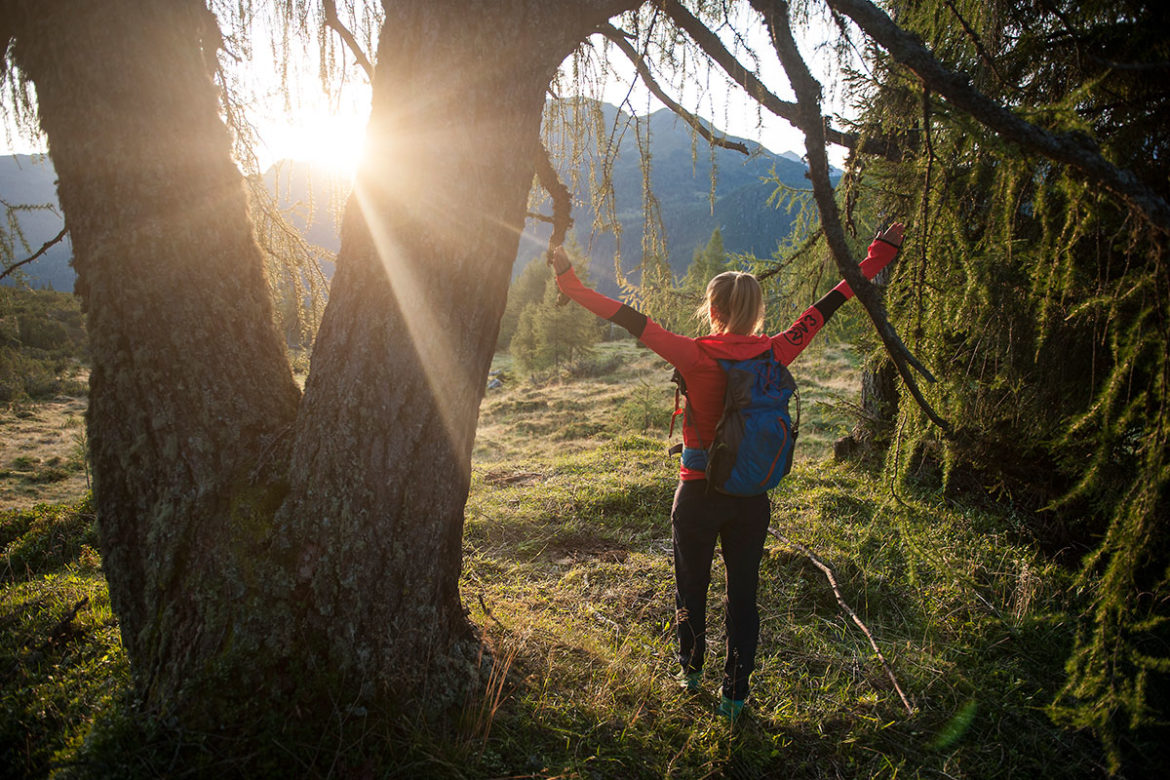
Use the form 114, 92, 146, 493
10, 0, 639, 728
10, 1, 300, 715
273, 0, 637, 701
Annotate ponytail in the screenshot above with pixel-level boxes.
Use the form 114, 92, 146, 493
699, 271, 764, 335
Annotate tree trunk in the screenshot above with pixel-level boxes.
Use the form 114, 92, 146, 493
10, 0, 640, 727
273, 0, 636, 702
10, 1, 301, 715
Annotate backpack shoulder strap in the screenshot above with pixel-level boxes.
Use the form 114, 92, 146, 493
668, 367, 705, 449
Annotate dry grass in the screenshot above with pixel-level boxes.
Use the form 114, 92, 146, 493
2, 337, 1119, 778
0, 392, 89, 510
476, 337, 862, 468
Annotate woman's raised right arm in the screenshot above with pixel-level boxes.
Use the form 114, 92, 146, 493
770, 223, 904, 365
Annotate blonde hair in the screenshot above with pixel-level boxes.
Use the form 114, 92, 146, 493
698, 271, 765, 335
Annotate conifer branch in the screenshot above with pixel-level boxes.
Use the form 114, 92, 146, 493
940, 0, 1006, 86
598, 22, 750, 156
768, 528, 914, 716
753, 0, 949, 430
322, 0, 373, 81
823, 0, 1170, 235
0, 226, 68, 283
755, 227, 822, 281
659, 0, 903, 160
534, 142, 573, 250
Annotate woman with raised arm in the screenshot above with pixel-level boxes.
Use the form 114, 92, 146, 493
550, 222, 904, 721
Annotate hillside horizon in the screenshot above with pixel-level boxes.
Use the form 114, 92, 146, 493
2, 99, 828, 295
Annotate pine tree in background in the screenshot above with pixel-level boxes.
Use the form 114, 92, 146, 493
497, 255, 550, 350
511, 248, 600, 375
677, 228, 732, 335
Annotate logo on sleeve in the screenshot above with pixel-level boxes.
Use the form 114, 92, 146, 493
782, 313, 819, 346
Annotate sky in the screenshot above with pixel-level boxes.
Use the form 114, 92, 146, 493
1, 8, 857, 176
244, 10, 857, 177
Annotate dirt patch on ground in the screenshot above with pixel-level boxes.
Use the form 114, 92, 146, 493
548, 533, 630, 565
0, 394, 90, 510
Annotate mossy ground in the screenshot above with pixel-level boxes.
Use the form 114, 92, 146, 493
0, 339, 1114, 777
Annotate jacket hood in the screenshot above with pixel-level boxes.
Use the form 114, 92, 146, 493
695, 333, 774, 361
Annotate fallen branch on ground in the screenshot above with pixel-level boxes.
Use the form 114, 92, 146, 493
768, 527, 914, 716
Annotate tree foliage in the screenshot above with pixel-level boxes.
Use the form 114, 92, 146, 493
835, 0, 1169, 765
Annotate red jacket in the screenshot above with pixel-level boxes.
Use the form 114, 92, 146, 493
557, 238, 899, 480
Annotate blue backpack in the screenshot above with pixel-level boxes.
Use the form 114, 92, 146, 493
671, 349, 799, 496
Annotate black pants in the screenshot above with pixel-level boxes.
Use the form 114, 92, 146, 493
672, 480, 770, 701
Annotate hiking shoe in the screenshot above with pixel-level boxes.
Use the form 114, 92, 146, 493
716, 695, 745, 722
677, 670, 702, 693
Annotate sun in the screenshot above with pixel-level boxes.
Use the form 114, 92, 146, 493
260, 111, 367, 181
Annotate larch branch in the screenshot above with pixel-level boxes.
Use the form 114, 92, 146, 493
659, 0, 901, 159
0, 226, 68, 283
598, 22, 750, 156
322, 0, 373, 81
534, 142, 574, 250
824, 0, 1170, 235
768, 528, 914, 716
753, 0, 950, 430
755, 227, 822, 281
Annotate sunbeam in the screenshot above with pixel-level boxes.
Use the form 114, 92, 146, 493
352, 177, 481, 478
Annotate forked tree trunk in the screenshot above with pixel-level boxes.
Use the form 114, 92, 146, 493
9, 0, 637, 726
10, 1, 301, 715
273, 0, 637, 700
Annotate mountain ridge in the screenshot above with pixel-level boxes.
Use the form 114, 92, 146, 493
1, 101, 831, 296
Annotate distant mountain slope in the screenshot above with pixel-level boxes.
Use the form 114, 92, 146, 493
2, 102, 831, 296
523, 100, 834, 295
0, 155, 73, 292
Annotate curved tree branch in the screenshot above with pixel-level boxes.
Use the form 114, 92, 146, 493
753, 0, 950, 431
534, 139, 575, 306
534, 142, 573, 251
658, 0, 904, 160
598, 22, 750, 156
322, 0, 373, 81
823, 0, 1170, 235
0, 225, 68, 283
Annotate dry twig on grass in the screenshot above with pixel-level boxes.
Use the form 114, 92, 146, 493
768, 527, 914, 715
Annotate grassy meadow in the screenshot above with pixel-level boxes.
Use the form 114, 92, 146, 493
0, 323, 1110, 777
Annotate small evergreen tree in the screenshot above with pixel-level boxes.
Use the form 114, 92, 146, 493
510, 248, 599, 375
677, 228, 733, 336
682, 228, 729, 294
511, 302, 542, 373
498, 254, 551, 350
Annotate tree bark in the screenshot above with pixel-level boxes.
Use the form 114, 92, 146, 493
9, 0, 301, 714
11, 0, 640, 731
272, 0, 637, 701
